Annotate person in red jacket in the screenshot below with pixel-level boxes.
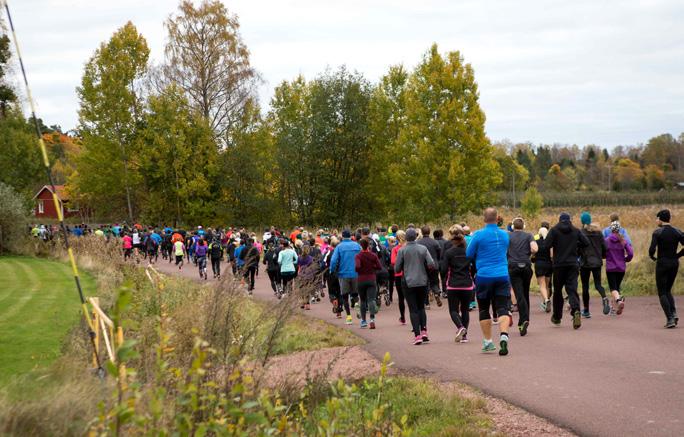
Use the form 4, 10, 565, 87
355, 238, 382, 329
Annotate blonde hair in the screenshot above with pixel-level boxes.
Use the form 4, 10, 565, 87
448, 224, 464, 239
396, 230, 406, 244
330, 236, 339, 247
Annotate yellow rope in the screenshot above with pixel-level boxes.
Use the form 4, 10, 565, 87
1, 0, 101, 370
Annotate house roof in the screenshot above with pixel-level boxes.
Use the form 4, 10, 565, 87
33, 185, 70, 201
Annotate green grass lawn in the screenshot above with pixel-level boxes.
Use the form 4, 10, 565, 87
0, 256, 95, 387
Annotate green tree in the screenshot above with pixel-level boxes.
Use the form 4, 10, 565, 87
0, 110, 43, 198
493, 144, 529, 207
269, 68, 375, 225
521, 186, 543, 218
163, 0, 258, 140
0, 182, 29, 252
0, 34, 16, 117
613, 158, 644, 191
138, 85, 218, 225
221, 99, 281, 226
368, 65, 409, 219
399, 44, 500, 221
535, 146, 553, 181
76, 22, 149, 221
642, 133, 678, 170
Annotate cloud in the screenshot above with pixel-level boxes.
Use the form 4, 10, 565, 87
5, 0, 683, 146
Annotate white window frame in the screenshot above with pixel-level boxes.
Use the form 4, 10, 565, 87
38, 200, 44, 214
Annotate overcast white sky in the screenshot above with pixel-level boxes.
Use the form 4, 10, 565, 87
7, 0, 684, 147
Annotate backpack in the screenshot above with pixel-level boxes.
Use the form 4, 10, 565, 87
210, 243, 222, 259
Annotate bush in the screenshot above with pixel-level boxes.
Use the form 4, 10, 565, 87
0, 182, 30, 253
521, 187, 543, 218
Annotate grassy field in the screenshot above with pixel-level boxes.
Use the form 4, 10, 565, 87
0, 256, 95, 387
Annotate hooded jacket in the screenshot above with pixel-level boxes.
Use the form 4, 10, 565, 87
605, 234, 634, 272
544, 220, 590, 268
580, 225, 606, 269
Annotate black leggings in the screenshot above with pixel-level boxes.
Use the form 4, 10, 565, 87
580, 267, 606, 309
244, 266, 256, 290
358, 280, 378, 320
448, 290, 474, 330
656, 260, 678, 319
211, 258, 221, 276
281, 272, 295, 292
267, 269, 279, 292
388, 271, 395, 301
394, 275, 406, 320
403, 283, 427, 337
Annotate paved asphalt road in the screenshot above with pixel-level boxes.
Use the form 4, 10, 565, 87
155, 260, 683, 437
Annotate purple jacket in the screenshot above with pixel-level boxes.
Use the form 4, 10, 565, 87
604, 234, 633, 272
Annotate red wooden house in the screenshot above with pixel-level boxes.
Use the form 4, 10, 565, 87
33, 185, 79, 219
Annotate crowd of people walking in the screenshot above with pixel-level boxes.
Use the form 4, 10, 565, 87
31, 207, 684, 354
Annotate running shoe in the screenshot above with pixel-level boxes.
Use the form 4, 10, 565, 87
499, 335, 509, 356
461, 334, 469, 343
336, 312, 342, 319
469, 301, 477, 311
369, 319, 376, 329
551, 316, 561, 326
481, 340, 496, 353
345, 315, 353, 325
581, 309, 591, 319
665, 318, 676, 329
492, 318, 499, 325
540, 300, 547, 312
572, 311, 582, 330
434, 294, 443, 307
332, 299, 339, 314
602, 297, 611, 315
455, 327, 467, 343
674, 313, 679, 326
519, 320, 529, 337
399, 317, 406, 325
421, 329, 430, 342
360, 320, 368, 329
545, 299, 551, 313
413, 335, 423, 345
616, 297, 625, 315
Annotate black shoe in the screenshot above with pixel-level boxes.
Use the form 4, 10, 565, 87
665, 318, 676, 329
573, 311, 582, 330
602, 297, 610, 315
674, 313, 679, 326
519, 321, 529, 337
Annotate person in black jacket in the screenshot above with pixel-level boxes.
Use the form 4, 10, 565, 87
648, 209, 684, 328
263, 241, 281, 295
579, 212, 609, 317
441, 225, 475, 343
544, 212, 590, 329
418, 225, 443, 307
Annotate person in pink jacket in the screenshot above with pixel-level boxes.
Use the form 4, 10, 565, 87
604, 221, 634, 316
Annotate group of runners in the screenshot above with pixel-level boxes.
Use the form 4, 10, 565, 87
37, 207, 682, 356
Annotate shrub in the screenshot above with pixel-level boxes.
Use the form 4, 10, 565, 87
521, 186, 544, 218
0, 182, 29, 253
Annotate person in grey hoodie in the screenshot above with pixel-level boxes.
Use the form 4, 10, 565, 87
395, 228, 436, 345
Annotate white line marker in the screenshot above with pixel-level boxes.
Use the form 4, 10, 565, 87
648, 371, 666, 375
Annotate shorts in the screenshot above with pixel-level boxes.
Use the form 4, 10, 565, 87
338, 277, 358, 296
475, 278, 511, 300
535, 262, 553, 277
606, 271, 625, 292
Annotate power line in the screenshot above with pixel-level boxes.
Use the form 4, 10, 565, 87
1, 0, 103, 376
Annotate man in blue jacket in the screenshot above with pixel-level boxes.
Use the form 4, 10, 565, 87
466, 208, 512, 356
330, 229, 361, 325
